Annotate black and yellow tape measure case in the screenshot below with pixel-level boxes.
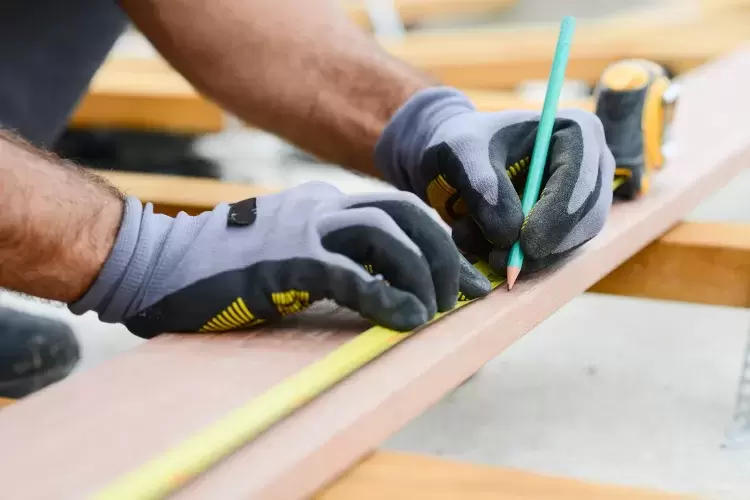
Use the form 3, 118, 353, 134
594, 59, 673, 200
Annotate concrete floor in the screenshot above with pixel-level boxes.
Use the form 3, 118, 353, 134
2, 1, 749, 498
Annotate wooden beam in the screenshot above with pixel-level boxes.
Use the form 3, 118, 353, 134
319, 451, 695, 499
589, 221, 750, 308
382, 8, 750, 89
71, 4, 748, 131
0, 401, 707, 500
96, 170, 275, 217
466, 90, 594, 112
344, 0, 517, 29
0, 385, 712, 497
0, 46, 747, 499
69, 58, 593, 133
0, 400, 714, 500
701, 0, 750, 11
70, 58, 225, 134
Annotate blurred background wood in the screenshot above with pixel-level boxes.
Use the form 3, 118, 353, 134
343, 0, 518, 30
318, 451, 695, 499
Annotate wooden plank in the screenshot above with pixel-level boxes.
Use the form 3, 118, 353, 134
0, 390, 722, 499
70, 57, 593, 132
344, 0, 517, 29
589, 221, 750, 308
70, 59, 225, 134
0, 46, 747, 499
0, 398, 700, 500
96, 170, 275, 217
702, 0, 750, 10
467, 90, 594, 112
318, 451, 695, 499
382, 8, 750, 89
71, 4, 745, 131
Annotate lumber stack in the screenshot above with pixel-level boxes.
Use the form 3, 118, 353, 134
2, 43, 749, 499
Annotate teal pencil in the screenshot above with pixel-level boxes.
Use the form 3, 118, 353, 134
506, 15, 576, 290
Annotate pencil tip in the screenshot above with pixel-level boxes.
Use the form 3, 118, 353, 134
506, 267, 520, 291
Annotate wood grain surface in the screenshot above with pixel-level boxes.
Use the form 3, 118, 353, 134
344, 0, 517, 29
590, 221, 750, 308
96, 170, 275, 217
318, 451, 695, 499
71, 56, 594, 133
70, 58, 225, 134
1, 46, 748, 500
383, 6, 750, 89
69, 3, 748, 133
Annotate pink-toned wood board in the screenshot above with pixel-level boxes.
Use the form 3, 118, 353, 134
1, 46, 749, 500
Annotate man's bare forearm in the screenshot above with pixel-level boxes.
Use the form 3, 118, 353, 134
121, 0, 436, 177
0, 130, 123, 302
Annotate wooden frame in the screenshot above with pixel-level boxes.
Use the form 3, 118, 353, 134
69, 56, 596, 134
96, 170, 275, 217
70, 59, 225, 134
382, 4, 750, 89
589, 221, 750, 308
0, 44, 748, 498
69, 1, 750, 132
317, 451, 696, 499
343, 0, 518, 30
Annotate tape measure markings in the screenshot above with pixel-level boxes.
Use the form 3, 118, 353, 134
92, 261, 505, 499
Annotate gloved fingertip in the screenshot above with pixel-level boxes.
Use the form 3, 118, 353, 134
385, 301, 430, 331
487, 248, 510, 277
436, 281, 459, 313
458, 256, 492, 299
348, 277, 433, 331
476, 203, 523, 249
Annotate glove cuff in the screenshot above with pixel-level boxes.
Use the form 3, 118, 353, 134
68, 196, 172, 324
374, 86, 475, 192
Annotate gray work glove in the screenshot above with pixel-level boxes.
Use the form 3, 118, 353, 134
375, 87, 616, 275
69, 181, 490, 339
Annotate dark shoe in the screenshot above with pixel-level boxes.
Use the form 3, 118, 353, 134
0, 307, 80, 398
53, 128, 222, 179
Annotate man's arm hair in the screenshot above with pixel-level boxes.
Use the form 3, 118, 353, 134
120, 0, 437, 178
0, 129, 124, 302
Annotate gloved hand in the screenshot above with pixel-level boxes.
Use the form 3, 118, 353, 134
68, 181, 490, 339
375, 87, 616, 275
